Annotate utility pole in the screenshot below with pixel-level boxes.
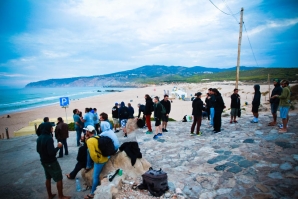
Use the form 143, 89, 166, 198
235, 8, 244, 89
268, 74, 270, 101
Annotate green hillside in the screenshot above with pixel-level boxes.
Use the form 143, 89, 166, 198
135, 68, 298, 84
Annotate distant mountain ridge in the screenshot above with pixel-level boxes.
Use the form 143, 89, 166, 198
25, 65, 261, 88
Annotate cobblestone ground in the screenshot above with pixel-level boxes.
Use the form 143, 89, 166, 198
0, 112, 297, 199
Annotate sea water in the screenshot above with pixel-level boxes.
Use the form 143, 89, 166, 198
0, 87, 127, 116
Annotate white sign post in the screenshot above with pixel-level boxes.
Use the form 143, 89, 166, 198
59, 97, 69, 123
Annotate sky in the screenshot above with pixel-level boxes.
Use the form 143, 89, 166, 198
0, 0, 297, 87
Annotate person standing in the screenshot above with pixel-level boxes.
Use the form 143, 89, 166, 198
36, 117, 50, 136
93, 108, 99, 134
81, 108, 94, 128
190, 92, 204, 136
112, 103, 119, 133
83, 125, 109, 199
205, 93, 211, 121
230, 89, 240, 123
153, 96, 163, 139
55, 117, 69, 158
268, 79, 283, 126
213, 89, 225, 134
119, 102, 129, 137
271, 80, 291, 133
127, 103, 135, 118
66, 135, 87, 179
73, 109, 83, 146
160, 94, 171, 132
251, 85, 261, 123
144, 94, 154, 134
208, 88, 216, 127
36, 122, 70, 199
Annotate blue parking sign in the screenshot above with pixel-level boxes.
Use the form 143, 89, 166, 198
59, 97, 69, 107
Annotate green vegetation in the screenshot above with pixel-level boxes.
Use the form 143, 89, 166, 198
68, 122, 75, 131
150, 117, 176, 121
134, 68, 298, 84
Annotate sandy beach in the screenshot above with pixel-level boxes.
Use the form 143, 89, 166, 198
1, 82, 297, 137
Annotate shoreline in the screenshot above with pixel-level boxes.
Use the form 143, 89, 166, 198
0, 82, 297, 138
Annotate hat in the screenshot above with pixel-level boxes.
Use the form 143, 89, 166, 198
83, 125, 95, 132
115, 102, 118, 105
195, 92, 202, 96
273, 78, 279, 82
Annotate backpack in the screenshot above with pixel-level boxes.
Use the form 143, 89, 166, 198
160, 103, 166, 114
138, 167, 169, 197
137, 119, 145, 128
93, 136, 116, 157
182, 115, 187, 122
120, 107, 129, 119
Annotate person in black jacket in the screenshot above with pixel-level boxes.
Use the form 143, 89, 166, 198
212, 89, 225, 133
137, 104, 146, 119
36, 122, 70, 199
208, 88, 216, 127
251, 84, 261, 123
191, 92, 204, 136
160, 94, 171, 132
112, 103, 119, 132
36, 117, 50, 136
119, 102, 129, 137
66, 135, 87, 179
153, 96, 163, 139
144, 94, 154, 134
230, 89, 240, 123
205, 92, 211, 121
127, 103, 135, 119
268, 79, 282, 126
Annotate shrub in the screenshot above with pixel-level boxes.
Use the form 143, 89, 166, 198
68, 122, 75, 131
150, 117, 176, 121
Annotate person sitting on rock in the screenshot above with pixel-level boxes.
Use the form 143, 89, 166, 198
66, 135, 87, 179
84, 125, 109, 199
100, 121, 119, 151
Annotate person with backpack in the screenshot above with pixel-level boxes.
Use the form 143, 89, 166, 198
112, 103, 119, 133
160, 94, 171, 132
83, 125, 109, 199
100, 121, 119, 151
190, 92, 204, 136
119, 102, 129, 137
144, 94, 154, 134
153, 96, 163, 139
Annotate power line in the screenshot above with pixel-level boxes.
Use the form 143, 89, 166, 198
208, 0, 240, 16
222, 0, 239, 23
243, 23, 259, 67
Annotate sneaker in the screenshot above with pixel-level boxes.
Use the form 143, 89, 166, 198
146, 131, 153, 134
157, 133, 163, 137
153, 135, 159, 139
196, 131, 202, 136
214, 131, 221, 134
164, 129, 168, 132
250, 120, 258, 123
115, 130, 119, 133
279, 124, 288, 129
162, 128, 166, 132
190, 132, 195, 136
124, 135, 127, 138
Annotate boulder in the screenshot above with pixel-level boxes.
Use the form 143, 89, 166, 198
81, 150, 151, 188
126, 118, 138, 134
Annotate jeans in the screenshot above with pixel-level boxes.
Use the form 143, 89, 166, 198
57, 139, 68, 157
191, 115, 202, 134
146, 114, 152, 132
75, 127, 82, 146
210, 108, 215, 126
94, 123, 99, 135
86, 149, 94, 169
91, 162, 106, 194
69, 162, 85, 179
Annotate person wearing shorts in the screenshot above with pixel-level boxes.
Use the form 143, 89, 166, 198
37, 122, 70, 199
119, 102, 129, 137
268, 79, 282, 126
112, 103, 120, 132
153, 96, 163, 139
160, 94, 171, 132
271, 80, 291, 133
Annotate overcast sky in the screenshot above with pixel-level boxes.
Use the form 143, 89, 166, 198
0, 0, 297, 87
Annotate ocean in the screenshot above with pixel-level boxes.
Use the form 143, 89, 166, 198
0, 87, 128, 116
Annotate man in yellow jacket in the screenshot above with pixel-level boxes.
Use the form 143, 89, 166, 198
83, 125, 108, 199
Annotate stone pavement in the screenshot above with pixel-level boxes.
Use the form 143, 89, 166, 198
0, 112, 298, 199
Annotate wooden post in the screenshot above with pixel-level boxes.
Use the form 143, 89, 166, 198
34, 123, 37, 134
268, 74, 270, 101
235, 8, 244, 89
5, 128, 9, 139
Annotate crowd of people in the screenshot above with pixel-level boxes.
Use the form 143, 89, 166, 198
35, 79, 292, 198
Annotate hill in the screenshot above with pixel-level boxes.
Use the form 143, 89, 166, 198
25, 65, 261, 88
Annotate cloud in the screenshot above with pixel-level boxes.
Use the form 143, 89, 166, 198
0, 0, 297, 87
0, 72, 26, 77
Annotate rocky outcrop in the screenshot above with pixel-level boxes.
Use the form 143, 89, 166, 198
126, 118, 138, 134
81, 150, 151, 193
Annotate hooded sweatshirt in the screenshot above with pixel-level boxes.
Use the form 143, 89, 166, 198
145, 96, 154, 115
100, 121, 119, 151
36, 122, 59, 164
119, 102, 129, 120
278, 85, 291, 107
214, 91, 225, 111
252, 84, 261, 106
270, 80, 283, 105
192, 97, 204, 116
